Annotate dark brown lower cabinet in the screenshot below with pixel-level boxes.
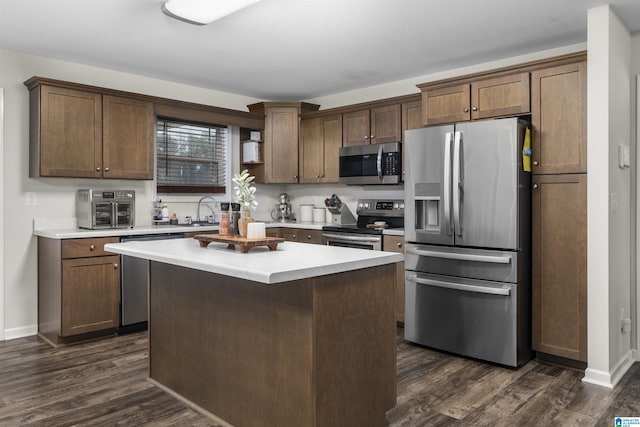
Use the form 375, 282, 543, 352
531, 174, 587, 362
39, 236, 120, 345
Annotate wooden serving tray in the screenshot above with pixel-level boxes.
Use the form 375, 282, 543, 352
194, 234, 285, 253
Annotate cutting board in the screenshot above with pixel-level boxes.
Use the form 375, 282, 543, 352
194, 234, 285, 253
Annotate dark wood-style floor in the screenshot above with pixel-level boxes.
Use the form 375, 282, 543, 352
0, 329, 637, 426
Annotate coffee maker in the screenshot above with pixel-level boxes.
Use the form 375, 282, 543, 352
271, 193, 295, 222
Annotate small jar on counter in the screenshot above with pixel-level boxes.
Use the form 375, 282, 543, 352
219, 202, 230, 236
230, 203, 241, 236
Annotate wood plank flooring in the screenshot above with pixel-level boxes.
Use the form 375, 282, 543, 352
0, 328, 636, 426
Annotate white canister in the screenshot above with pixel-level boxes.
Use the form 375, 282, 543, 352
313, 207, 326, 223
300, 204, 314, 222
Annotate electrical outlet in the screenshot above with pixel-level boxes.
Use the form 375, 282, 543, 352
623, 318, 632, 334
26, 192, 37, 206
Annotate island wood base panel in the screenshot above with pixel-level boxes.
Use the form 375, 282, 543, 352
149, 262, 398, 427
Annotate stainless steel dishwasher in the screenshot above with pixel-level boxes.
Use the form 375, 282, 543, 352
119, 233, 185, 334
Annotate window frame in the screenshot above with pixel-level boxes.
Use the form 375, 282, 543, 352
155, 117, 228, 194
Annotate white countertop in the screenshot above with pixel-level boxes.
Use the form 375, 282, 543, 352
33, 224, 220, 239
104, 238, 403, 284
33, 220, 403, 239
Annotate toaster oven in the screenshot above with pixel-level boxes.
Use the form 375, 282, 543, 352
77, 189, 135, 229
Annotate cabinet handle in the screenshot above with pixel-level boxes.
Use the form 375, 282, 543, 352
533, 161, 539, 166
89, 244, 96, 251
96, 167, 101, 172
114, 263, 119, 269
293, 175, 298, 179
472, 106, 478, 112
396, 242, 402, 248
533, 184, 539, 189
104, 167, 110, 172
307, 235, 312, 240
292, 235, 297, 239
463, 108, 469, 113
364, 136, 369, 139
370, 135, 374, 139
316, 175, 321, 178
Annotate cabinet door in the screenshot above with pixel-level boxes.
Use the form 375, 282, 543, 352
422, 84, 471, 125
37, 86, 102, 178
299, 118, 322, 183
371, 104, 401, 144
321, 115, 343, 183
343, 110, 371, 146
102, 95, 155, 180
301, 115, 343, 184
61, 255, 120, 337
531, 62, 586, 174
402, 100, 422, 139
264, 107, 300, 183
471, 72, 530, 120
532, 174, 587, 362
383, 235, 405, 324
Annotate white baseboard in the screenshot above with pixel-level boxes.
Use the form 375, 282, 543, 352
583, 350, 635, 388
4, 325, 37, 341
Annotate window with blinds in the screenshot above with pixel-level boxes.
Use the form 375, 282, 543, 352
156, 118, 227, 193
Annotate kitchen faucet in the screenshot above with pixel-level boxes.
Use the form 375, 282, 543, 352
196, 195, 218, 223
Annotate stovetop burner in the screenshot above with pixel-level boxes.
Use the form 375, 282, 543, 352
322, 198, 404, 235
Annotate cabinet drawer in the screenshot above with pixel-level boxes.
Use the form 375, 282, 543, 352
62, 237, 120, 259
282, 229, 323, 244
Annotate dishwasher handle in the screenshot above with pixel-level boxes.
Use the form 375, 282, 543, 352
407, 274, 511, 296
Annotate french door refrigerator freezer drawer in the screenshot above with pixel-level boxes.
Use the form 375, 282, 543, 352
404, 271, 531, 367
404, 243, 519, 283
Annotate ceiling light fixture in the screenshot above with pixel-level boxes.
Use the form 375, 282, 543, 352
162, 0, 261, 25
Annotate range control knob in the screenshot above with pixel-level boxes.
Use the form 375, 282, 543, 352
364, 203, 370, 209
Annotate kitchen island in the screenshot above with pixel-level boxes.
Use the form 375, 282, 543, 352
105, 237, 402, 427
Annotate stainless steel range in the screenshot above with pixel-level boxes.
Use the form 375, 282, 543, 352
322, 199, 404, 251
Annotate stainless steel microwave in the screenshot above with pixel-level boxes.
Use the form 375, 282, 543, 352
339, 141, 402, 185
77, 189, 135, 229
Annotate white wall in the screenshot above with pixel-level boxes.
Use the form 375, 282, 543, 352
633, 34, 640, 359
584, 5, 634, 388
0, 88, 5, 341
0, 48, 262, 338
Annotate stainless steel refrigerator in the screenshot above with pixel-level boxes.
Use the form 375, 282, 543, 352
403, 117, 531, 367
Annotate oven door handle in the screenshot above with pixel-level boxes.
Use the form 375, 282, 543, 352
406, 275, 511, 296
323, 233, 382, 244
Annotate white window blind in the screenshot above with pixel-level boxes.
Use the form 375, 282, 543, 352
156, 118, 227, 193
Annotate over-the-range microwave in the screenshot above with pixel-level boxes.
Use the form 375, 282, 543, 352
339, 141, 402, 185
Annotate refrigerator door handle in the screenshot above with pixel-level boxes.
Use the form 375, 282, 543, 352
376, 143, 383, 180
453, 131, 462, 235
443, 132, 452, 235
406, 247, 512, 264
407, 274, 511, 296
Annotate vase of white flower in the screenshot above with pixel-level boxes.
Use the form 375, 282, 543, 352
232, 169, 258, 237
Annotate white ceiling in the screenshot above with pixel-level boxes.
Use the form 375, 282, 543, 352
1, 0, 640, 101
